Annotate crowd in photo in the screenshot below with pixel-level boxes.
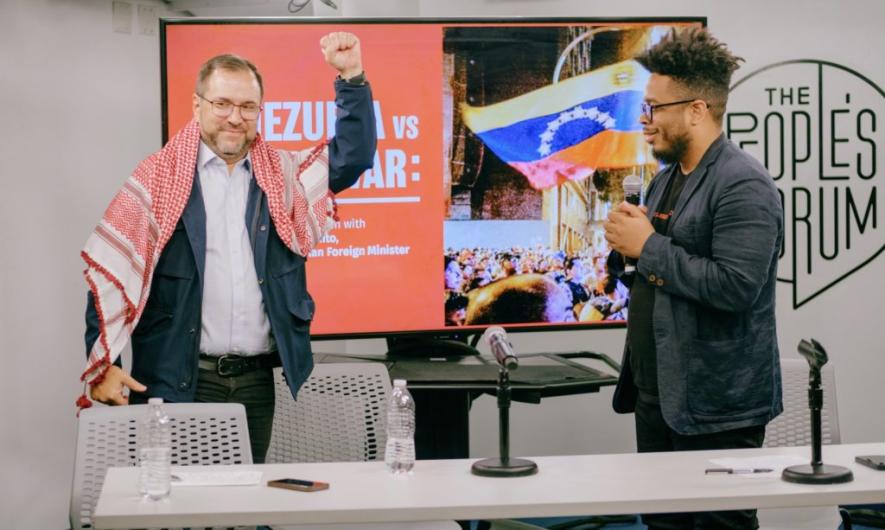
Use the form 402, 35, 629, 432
444, 244, 629, 326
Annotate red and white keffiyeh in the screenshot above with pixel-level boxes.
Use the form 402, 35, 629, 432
78, 119, 335, 405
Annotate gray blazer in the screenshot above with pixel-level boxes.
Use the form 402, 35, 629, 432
613, 134, 784, 435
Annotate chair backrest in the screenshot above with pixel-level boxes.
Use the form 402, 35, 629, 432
267, 362, 391, 463
69, 402, 251, 530
764, 358, 841, 448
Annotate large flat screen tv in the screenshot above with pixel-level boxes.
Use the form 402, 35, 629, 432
161, 17, 704, 341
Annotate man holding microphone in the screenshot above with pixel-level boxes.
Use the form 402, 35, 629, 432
605, 27, 783, 529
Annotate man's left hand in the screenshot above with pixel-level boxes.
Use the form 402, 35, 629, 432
604, 202, 654, 259
320, 32, 362, 80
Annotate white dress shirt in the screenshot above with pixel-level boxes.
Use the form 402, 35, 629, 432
197, 142, 271, 356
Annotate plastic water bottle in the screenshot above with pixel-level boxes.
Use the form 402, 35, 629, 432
138, 397, 172, 500
384, 379, 416, 474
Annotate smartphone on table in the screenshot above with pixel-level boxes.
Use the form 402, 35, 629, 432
855, 455, 885, 470
267, 478, 330, 492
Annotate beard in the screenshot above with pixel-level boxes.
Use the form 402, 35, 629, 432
652, 127, 690, 165
205, 127, 254, 161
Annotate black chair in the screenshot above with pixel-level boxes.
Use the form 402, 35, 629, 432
840, 506, 885, 529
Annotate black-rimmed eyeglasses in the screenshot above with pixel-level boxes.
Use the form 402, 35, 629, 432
640, 99, 701, 122
196, 93, 262, 121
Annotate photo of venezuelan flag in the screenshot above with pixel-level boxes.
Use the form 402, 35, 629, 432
441, 23, 695, 328
461, 59, 650, 190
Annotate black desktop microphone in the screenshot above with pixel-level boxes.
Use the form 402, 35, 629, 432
782, 338, 853, 485
622, 174, 643, 273
472, 325, 537, 477
483, 326, 518, 370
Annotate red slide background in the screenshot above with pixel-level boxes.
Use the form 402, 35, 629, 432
165, 24, 445, 335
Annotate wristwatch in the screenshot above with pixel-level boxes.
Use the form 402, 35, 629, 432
338, 71, 367, 85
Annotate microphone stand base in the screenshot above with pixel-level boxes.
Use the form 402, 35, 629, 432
782, 464, 854, 484
471, 457, 538, 477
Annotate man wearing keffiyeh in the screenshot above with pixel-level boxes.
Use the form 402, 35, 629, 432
81, 32, 376, 462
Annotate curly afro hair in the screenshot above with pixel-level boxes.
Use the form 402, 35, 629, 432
635, 28, 743, 123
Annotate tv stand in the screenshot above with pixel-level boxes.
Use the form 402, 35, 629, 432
314, 348, 620, 461
384, 334, 482, 460
386, 334, 480, 358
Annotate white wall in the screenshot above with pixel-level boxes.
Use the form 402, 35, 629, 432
0, 1, 175, 527
0, 1, 882, 528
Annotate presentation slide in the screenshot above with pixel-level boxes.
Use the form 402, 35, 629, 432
163, 20, 701, 337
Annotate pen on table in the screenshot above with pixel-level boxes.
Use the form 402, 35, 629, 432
705, 468, 774, 474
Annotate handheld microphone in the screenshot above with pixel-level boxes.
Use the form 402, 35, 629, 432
622, 174, 643, 274
483, 326, 518, 370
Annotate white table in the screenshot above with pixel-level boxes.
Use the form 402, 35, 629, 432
92, 442, 885, 529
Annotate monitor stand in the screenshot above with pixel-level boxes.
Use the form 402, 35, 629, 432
384, 333, 480, 460
386, 333, 480, 358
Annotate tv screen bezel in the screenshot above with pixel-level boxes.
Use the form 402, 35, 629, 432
159, 16, 707, 341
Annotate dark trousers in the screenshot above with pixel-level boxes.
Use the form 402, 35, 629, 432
131, 366, 276, 464
635, 392, 766, 530
195, 366, 276, 464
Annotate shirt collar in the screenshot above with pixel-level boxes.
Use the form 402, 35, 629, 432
197, 141, 251, 172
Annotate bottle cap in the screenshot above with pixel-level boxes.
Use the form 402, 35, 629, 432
148, 397, 164, 405
393, 379, 407, 387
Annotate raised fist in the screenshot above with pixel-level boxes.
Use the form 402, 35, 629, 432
320, 32, 362, 79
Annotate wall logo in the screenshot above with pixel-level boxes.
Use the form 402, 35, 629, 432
727, 60, 882, 309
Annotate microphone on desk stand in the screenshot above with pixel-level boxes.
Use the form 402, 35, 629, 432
471, 327, 538, 478
781, 338, 853, 485
486, 326, 519, 370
